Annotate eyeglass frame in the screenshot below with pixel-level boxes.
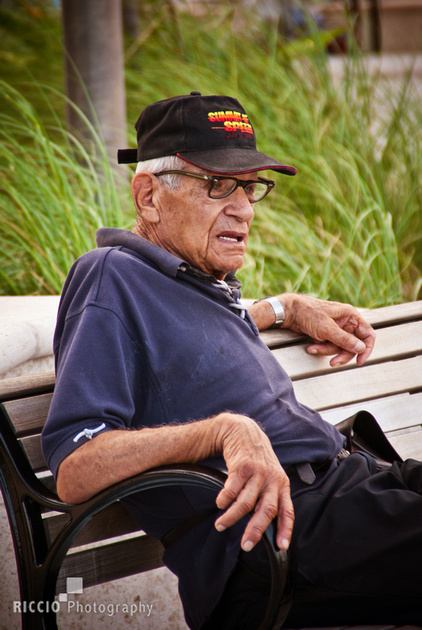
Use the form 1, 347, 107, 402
154, 170, 275, 203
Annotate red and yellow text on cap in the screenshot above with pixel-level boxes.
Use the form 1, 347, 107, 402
208, 110, 253, 134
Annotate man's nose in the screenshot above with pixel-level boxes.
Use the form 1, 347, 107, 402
225, 188, 255, 222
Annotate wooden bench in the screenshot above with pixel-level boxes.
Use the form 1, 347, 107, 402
1, 300, 421, 630
261, 300, 422, 461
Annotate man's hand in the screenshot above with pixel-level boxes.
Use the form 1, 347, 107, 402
280, 294, 376, 366
250, 293, 376, 366
213, 414, 294, 553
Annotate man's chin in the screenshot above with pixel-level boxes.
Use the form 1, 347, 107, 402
212, 259, 245, 280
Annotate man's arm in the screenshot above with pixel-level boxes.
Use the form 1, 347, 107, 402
249, 293, 376, 366
57, 412, 294, 553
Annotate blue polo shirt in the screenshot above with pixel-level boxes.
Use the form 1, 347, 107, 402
42, 228, 343, 628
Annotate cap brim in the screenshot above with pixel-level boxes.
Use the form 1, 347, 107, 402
177, 148, 297, 176
117, 149, 138, 164
117, 147, 297, 176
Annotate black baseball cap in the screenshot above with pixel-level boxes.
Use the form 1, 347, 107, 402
117, 92, 297, 176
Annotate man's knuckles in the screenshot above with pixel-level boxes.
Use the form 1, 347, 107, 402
234, 457, 277, 481
257, 501, 278, 522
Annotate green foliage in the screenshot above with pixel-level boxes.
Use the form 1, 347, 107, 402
0, 3, 63, 118
0, 2, 421, 304
0, 82, 126, 294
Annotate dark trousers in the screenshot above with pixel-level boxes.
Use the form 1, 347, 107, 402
203, 453, 422, 629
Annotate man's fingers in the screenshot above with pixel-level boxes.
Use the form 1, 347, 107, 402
240, 494, 278, 551
241, 482, 294, 552
356, 323, 376, 362
215, 470, 294, 553
307, 343, 356, 366
306, 320, 376, 366
281, 295, 376, 365
215, 415, 295, 551
215, 472, 245, 511
215, 473, 261, 531
275, 488, 295, 551
323, 324, 367, 355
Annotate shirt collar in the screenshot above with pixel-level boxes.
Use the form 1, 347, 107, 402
95, 227, 241, 289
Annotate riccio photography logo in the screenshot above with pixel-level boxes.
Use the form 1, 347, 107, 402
13, 577, 154, 618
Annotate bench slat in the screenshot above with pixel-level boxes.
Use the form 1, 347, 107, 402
361, 300, 422, 326
20, 434, 48, 472
388, 427, 422, 460
0, 371, 55, 401
56, 534, 164, 592
45, 502, 142, 548
293, 356, 422, 411
320, 391, 422, 433
273, 321, 422, 380
2, 393, 53, 436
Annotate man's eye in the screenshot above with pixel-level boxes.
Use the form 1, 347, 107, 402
245, 183, 256, 194
212, 179, 227, 192
213, 179, 236, 194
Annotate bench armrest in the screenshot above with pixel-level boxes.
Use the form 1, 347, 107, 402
75, 463, 291, 630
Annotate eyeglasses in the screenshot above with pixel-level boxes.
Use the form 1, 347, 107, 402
154, 170, 275, 203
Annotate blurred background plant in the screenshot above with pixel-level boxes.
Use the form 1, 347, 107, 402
0, 0, 421, 305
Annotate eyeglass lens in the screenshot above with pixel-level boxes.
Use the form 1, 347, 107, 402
210, 178, 270, 202
154, 171, 273, 202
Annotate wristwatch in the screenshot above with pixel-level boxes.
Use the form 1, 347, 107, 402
255, 296, 285, 326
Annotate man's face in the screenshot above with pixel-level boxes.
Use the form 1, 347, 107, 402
143, 167, 256, 280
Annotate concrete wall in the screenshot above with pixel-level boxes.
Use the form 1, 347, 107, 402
0, 296, 59, 379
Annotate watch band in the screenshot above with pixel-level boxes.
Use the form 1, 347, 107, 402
262, 296, 285, 325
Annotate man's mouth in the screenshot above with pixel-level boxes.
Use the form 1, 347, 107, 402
217, 233, 246, 243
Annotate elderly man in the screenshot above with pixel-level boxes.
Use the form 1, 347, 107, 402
42, 93, 421, 629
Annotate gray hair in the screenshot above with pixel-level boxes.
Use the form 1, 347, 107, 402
135, 155, 187, 189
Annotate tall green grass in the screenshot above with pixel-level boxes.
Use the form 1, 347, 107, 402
125, 3, 422, 304
0, 82, 126, 294
1, 2, 421, 304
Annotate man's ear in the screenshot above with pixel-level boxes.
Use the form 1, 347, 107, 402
131, 172, 160, 223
